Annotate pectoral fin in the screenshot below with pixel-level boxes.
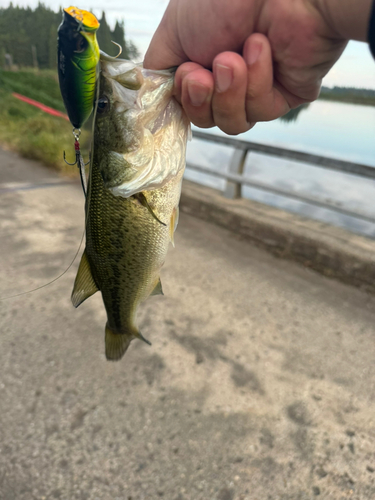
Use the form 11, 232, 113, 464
71, 250, 99, 308
135, 192, 166, 226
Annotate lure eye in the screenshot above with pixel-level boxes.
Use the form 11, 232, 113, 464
74, 34, 87, 53
96, 96, 110, 115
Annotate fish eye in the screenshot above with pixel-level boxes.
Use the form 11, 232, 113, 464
74, 34, 87, 53
96, 96, 110, 114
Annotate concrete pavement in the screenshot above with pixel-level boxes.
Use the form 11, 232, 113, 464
1, 147, 375, 500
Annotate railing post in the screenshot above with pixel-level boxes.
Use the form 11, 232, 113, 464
224, 148, 247, 199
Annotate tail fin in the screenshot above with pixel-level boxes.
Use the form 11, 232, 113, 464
105, 325, 133, 361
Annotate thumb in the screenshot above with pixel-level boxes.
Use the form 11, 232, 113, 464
143, 11, 187, 70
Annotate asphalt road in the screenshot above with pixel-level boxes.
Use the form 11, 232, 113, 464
1, 147, 375, 500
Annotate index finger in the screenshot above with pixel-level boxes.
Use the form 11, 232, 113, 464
143, 10, 187, 69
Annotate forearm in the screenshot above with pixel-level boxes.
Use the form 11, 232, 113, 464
312, 0, 373, 41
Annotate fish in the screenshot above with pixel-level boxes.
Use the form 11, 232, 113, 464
57, 6, 100, 129
71, 54, 190, 360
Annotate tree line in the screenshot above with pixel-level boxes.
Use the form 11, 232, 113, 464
320, 86, 375, 106
0, 3, 139, 70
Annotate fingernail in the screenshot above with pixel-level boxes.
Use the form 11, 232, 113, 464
215, 64, 233, 93
245, 42, 262, 65
187, 81, 209, 106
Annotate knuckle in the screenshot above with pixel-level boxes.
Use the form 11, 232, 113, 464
246, 83, 260, 101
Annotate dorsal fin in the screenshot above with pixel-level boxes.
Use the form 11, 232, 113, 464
71, 250, 99, 308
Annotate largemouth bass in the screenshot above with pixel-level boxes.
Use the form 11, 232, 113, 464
57, 6, 100, 128
71, 54, 189, 360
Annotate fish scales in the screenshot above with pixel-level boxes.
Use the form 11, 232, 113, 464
86, 159, 182, 332
71, 55, 189, 361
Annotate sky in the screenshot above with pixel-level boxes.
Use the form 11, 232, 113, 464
1, 0, 375, 89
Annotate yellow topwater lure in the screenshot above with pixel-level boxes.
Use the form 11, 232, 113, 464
57, 6, 100, 195
57, 6, 100, 129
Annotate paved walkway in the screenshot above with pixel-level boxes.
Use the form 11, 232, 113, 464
1, 148, 375, 500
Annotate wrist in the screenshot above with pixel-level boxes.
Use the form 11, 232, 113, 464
310, 0, 373, 41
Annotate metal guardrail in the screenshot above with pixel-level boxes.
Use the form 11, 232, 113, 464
187, 130, 375, 224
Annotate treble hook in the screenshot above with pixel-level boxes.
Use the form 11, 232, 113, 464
63, 128, 89, 197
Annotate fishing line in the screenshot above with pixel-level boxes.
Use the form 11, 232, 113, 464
63, 128, 88, 197
2, 30, 101, 302
0, 7, 101, 302
0, 229, 85, 301
1, 129, 92, 301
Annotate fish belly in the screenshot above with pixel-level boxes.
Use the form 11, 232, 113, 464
85, 159, 182, 337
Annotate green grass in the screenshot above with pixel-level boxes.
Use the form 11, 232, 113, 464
0, 69, 66, 112
0, 70, 90, 175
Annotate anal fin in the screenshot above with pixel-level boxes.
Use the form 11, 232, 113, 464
71, 250, 99, 308
170, 206, 179, 247
150, 278, 163, 296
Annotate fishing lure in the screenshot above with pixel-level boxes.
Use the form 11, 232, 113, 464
57, 6, 100, 195
58, 6, 100, 128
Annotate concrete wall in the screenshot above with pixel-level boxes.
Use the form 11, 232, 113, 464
180, 180, 375, 294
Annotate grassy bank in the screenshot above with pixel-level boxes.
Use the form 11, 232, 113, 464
0, 69, 90, 175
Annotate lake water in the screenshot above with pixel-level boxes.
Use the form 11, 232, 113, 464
185, 100, 375, 238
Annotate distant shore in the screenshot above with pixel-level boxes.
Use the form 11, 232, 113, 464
319, 86, 375, 106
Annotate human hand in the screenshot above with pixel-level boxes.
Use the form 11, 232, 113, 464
144, 0, 372, 134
